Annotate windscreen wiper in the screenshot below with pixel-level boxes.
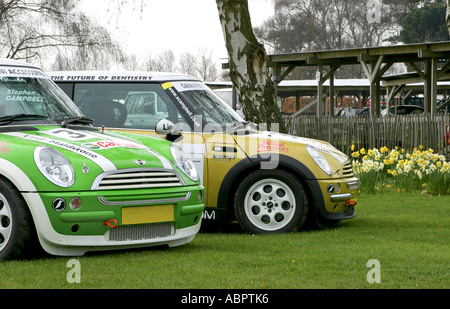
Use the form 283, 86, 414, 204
0, 114, 49, 125
61, 116, 94, 127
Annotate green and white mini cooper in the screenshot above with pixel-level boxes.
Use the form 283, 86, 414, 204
0, 59, 204, 259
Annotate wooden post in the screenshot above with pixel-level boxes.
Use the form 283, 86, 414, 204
317, 64, 323, 117
329, 73, 335, 116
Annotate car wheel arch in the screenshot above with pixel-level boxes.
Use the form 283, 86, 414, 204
0, 160, 40, 228
0, 159, 37, 193
217, 154, 323, 222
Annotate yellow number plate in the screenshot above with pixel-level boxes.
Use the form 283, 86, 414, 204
122, 205, 174, 225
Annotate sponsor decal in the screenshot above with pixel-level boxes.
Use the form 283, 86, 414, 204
5, 89, 43, 103
81, 140, 146, 150
2, 132, 116, 171
172, 82, 207, 92
42, 129, 95, 141
257, 140, 289, 153
165, 86, 201, 129
0, 66, 46, 78
50, 74, 153, 81
0, 141, 10, 154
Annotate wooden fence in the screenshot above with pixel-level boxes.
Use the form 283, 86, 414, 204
284, 114, 450, 158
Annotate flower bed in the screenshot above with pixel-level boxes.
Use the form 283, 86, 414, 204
351, 145, 450, 195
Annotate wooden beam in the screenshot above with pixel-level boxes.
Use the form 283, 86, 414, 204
407, 61, 426, 79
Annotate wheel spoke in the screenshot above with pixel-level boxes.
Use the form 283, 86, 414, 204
0, 198, 12, 250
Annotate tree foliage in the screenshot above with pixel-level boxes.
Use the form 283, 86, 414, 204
0, 0, 121, 70
255, 0, 398, 53
399, 2, 450, 43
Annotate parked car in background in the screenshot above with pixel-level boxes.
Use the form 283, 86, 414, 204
437, 98, 450, 114
0, 60, 204, 259
381, 105, 424, 116
213, 88, 245, 119
334, 107, 361, 117
49, 71, 360, 234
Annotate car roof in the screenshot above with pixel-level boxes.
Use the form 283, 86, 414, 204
47, 70, 200, 82
0, 58, 41, 69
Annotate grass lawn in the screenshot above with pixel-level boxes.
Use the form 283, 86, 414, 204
0, 191, 448, 290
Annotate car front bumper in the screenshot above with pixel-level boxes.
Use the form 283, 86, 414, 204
22, 186, 204, 256
307, 177, 360, 221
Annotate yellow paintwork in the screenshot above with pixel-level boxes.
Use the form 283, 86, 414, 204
110, 128, 359, 218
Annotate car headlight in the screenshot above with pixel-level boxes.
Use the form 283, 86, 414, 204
170, 143, 198, 181
306, 144, 333, 176
34, 146, 75, 187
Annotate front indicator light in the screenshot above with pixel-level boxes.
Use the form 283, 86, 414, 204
70, 197, 82, 211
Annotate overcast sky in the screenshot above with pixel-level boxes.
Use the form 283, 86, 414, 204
81, 0, 274, 63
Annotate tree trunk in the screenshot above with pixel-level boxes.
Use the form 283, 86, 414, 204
216, 0, 286, 133
447, 0, 450, 35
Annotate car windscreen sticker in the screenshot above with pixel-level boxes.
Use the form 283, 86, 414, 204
163, 82, 202, 130
171, 81, 208, 92
2, 132, 117, 171
0, 66, 47, 79
5, 90, 44, 103
161, 82, 173, 90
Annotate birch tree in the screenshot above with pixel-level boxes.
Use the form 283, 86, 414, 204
447, 0, 450, 34
216, 0, 286, 133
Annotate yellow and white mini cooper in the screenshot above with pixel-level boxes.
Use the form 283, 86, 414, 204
49, 71, 360, 234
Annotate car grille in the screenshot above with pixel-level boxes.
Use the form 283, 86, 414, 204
341, 162, 354, 178
92, 168, 184, 190
107, 223, 175, 242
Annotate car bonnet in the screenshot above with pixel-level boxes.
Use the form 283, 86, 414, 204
1, 126, 173, 172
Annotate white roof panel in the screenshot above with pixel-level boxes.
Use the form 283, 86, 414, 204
47, 71, 199, 82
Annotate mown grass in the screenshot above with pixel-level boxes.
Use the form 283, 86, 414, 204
1, 191, 448, 289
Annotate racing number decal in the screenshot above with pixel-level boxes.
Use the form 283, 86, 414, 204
42, 129, 92, 141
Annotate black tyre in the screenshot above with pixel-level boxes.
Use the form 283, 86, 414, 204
0, 179, 37, 260
234, 170, 308, 234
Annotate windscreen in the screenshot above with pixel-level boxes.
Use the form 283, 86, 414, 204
0, 66, 83, 123
167, 81, 244, 130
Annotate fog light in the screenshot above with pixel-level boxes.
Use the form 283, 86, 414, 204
69, 197, 82, 210
198, 190, 203, 202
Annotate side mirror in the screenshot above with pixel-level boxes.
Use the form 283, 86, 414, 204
156, 119, 175, 135
155, 119, 183, 142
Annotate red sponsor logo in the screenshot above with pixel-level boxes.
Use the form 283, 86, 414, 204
82, 140, 144, 150
258, 141, 289, 153
0, 141, 10, 154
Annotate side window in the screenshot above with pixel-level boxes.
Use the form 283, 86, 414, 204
55, 82, 74, 99
72, 82, 188, 130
